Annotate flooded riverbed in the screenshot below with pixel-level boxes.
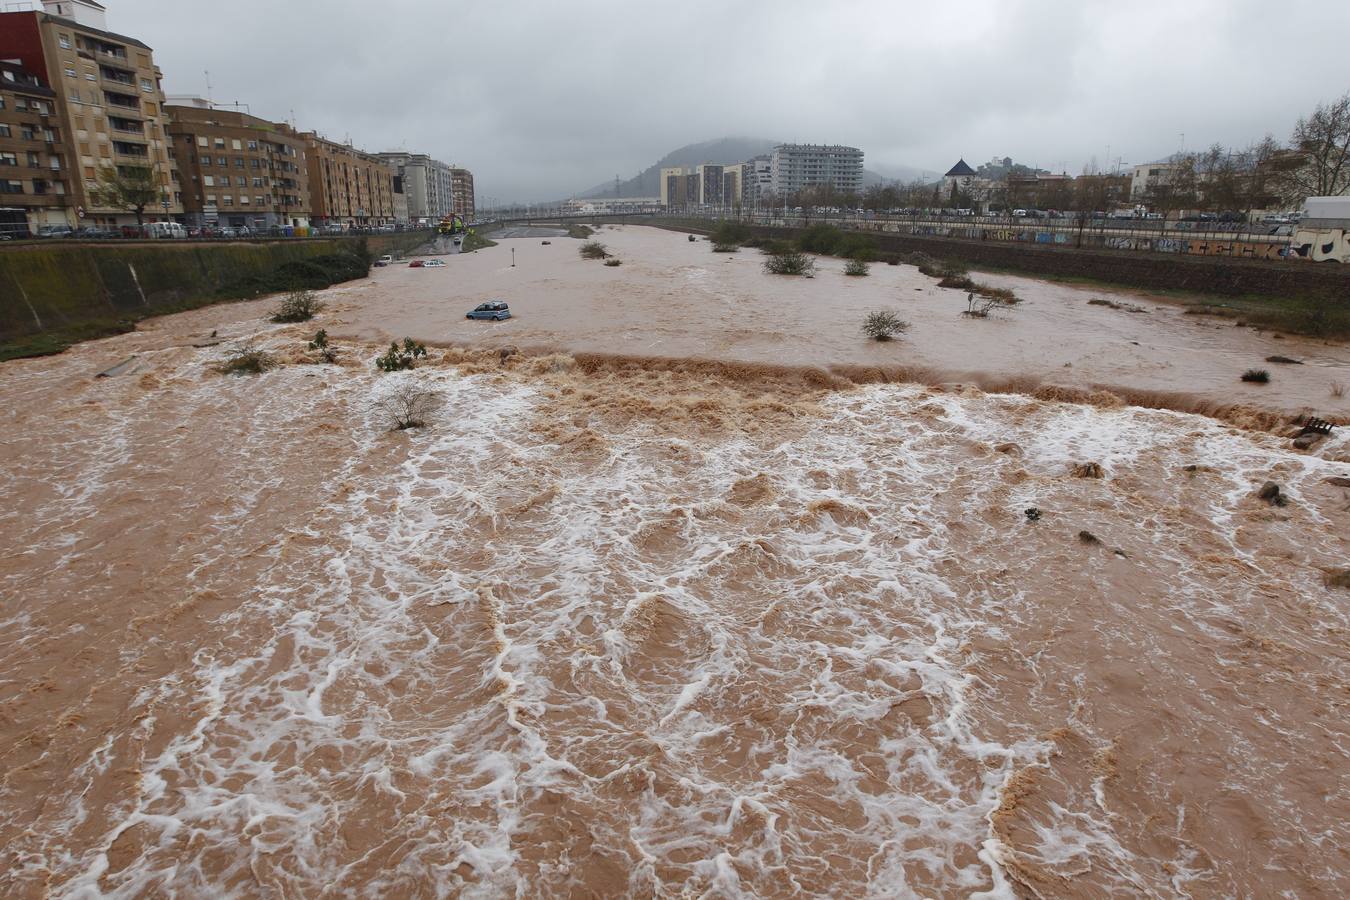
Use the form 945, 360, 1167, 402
338, 225, 1350, 421
1, 238, 1349, 897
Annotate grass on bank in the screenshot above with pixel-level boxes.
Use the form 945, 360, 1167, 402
461, 231, 497, 252
567, 224, 595, 239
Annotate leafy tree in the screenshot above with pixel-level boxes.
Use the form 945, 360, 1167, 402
88, 164, 159, 228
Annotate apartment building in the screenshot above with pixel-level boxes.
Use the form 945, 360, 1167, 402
660, 166, 702, 209
165, 98, 310, 229
695, 163, 723, 205
743, 154, 772, 205
450, 167, 474, 217
0, 60, 67, 235
0, 0, 181, 227
769, 143, 864, 197
303, 133, 396, 227
376, 151, 452, 222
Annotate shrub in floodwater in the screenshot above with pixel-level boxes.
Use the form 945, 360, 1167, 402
796, 223, 844, 255
375, 338, 428, 372
270, 289, 324, 323
308, 328, 337, 363
377, 381, 439, 431
963, 290, 1020, 318
861, 310, 909, 341
711, 242, 738, 253
567, 224, 595, 239
579, 240, 610, 259
215, 340, 277, 375
688, 234, 697, 242
844, 258, 870, 277
763, 249, 815, 276
710, 220, 752, 247
1241, 368, 1270, 383
604, 258, 622, 266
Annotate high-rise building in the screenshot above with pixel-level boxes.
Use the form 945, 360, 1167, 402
0, 0, 182, 227
165, 98, 310, 229
0, 59, 68, 235
660, 166, 702, 209
769, 143, 864, 197
449, 167, 473, 217
302, 134, 396, 227
743, 154, 773, 206
696, 163, 723, 205
376, 151, 453, 222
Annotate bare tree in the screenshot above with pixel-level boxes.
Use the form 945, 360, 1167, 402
1274, 91, 1350, 203
375, 382, 440, 431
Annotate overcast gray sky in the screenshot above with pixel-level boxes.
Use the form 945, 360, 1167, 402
109, 0, 1350, 203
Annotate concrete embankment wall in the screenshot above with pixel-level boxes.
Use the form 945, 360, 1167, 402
648, 219, 1350, 303
0, 231, 430, 345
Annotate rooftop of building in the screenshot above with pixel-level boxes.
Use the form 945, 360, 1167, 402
945, 158, 977, 177
0, 59, 56, 96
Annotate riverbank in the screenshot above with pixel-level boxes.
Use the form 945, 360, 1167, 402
0, 231, 433, 361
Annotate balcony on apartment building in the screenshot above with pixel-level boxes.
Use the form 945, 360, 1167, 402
98, 65, 135, 87
104, 90, 140, 110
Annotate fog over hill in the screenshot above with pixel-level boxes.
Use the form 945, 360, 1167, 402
575, 138, 927, 199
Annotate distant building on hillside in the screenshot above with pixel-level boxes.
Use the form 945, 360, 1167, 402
768, 143, 863, 197
942, 158, 977, 202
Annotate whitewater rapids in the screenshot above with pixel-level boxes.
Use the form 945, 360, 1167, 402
2, 323, 1347, 898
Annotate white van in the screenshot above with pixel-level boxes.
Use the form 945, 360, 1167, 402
148, 221, 187, 239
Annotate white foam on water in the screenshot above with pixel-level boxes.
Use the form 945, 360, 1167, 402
3, 362, 1347, 896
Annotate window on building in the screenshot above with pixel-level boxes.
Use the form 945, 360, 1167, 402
221, 195, 232, 206
217, 156, 227, 166
203, 175, 214, 186
0, 180, 23, 194
252, 176, 262, 187
65, 66, 77, 77
139, 78, 153, 92
214, 138, 224, 148
0, 152, 17, 166
250, 159, 260, 169
0, 125, 8, 138
234, 157, 244, 168
255, 195, 265, 206
206, 194, 215, 204
69, 89, 81, 103
231, 139, 241, 150
247, 140, 257, 151
239, 195, 249, 205
59, 34, 71, 49
27, 151, 40, 167
21, 127, 34, 141
197, 136, 208, 147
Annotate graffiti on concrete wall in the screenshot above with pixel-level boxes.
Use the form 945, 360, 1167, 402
1290, 228, 1349, 263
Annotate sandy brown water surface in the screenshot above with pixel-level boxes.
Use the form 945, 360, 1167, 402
341, 225, 1350, 422
1, 238, 1349, 897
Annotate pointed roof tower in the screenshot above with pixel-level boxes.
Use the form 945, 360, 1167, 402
945, 158, 977, 178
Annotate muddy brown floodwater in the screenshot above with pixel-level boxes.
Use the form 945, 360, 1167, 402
1, 228, 1349, 897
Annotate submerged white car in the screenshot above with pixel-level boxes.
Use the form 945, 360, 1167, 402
423, 258, 446, 267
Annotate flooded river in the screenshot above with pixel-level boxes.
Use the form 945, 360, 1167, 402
1, 231, 1348, 896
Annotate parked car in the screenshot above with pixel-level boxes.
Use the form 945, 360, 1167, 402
374, 254, 393, 267
466, 301, 511, 321
424, 258, 445, 267
37, 225, 74, 238
409, 259, 424, 267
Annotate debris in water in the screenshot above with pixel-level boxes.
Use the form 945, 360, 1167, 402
95, 356, 140, 378
1078, 530, 1102, 544
1024, 507, 1042, 522
1324, 476, 1350, 487
1256, 481, 1288, 507
1325, 569, 1350, 589
1071, 462, 1105, 478
1265, 355, 1302, 365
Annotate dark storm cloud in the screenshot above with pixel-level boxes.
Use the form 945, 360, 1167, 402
110, 0, 1350, 202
